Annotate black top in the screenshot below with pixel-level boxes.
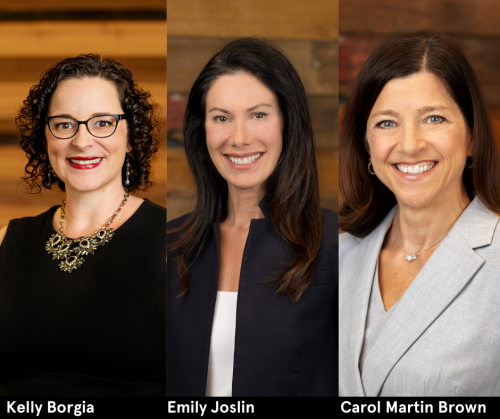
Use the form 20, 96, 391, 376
167, 194, 338, 396
0, 199, 166, 396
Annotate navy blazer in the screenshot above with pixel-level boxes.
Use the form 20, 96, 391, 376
167, 193, 338, 396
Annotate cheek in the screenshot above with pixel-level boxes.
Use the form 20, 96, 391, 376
254, 124, 282, 152
367, 136, 388, 161
46, 140, 64, 157
205, 124, 228, 152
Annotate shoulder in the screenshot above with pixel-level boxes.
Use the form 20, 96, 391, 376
131, 199, 166, 229
0, 226, 7, 247
318, 209, 338, 251
0, 207, 59, 247
321, 208, 338, 233
167, 213, 192, 258
141, 199, 166, 217
167, 212, 191, 232
7, 207, 58, 230
339, 231, 362, 259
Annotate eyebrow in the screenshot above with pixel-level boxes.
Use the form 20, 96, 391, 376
416, 105, 449, 113
248, 103, 272, 111
369, 109, 400, 119
207, 103, 273, 113
370, 106, 450, 119
48, 112, 119, 119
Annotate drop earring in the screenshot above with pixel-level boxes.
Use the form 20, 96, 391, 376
47, 163, 52, 187
125, 155, 130, 186
368, 159, 376, 175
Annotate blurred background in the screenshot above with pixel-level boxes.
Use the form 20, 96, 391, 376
0, 0, 166, 228
340, 0, 500, 152
167, 0, 338, 222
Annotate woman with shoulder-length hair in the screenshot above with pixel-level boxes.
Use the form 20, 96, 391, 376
0, 54, 165, 396
339, 34, 500, 396
167, 37, 338, 397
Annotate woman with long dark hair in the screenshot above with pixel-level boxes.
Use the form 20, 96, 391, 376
0, 55, 165, 396
167, 38, 337, 397
340, 35, 500, 396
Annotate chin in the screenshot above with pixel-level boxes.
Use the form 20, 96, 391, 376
226, 178, 267, 191
396, 190, 435, 209
63, 178, 107, 193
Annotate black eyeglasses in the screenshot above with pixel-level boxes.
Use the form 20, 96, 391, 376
46, 114, 126, 139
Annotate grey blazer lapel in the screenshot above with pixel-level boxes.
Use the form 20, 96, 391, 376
362, 198, 498, 397
339, 206, 397, 396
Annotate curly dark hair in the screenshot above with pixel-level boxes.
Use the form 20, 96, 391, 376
15, 54, 161, 193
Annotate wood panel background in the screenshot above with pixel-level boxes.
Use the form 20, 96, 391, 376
167, 0, 339, 222
339, 0, 500, 154
0, 1, 166, 228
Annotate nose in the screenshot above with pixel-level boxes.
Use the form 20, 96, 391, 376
230, 120, 251, 147
398, 122, 425, 155
71, 123, 95, 150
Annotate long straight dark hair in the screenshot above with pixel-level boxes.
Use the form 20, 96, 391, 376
340, 34, 500, 237
169, 38, 322, 302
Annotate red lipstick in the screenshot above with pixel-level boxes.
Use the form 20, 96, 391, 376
67, 156, 103, 170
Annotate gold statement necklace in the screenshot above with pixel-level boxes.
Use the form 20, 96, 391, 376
45, 191, 129, 273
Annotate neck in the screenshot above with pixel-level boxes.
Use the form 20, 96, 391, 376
222, 182, 266, 229
61, 180, 127, 236
393, 183, 471, 254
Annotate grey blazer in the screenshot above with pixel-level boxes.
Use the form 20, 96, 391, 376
339, 197, 500, 396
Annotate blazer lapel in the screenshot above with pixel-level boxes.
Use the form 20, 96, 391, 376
361, 197, 498, 397
339, 206, 397, 396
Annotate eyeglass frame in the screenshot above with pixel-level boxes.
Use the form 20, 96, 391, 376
46, 114, 126, 139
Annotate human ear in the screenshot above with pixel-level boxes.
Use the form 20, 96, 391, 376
466, 131, 473, 156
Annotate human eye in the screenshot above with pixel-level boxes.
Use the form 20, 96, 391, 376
426, 115, 446, 124
57, 122, 74, 130
51, 118, 75, 130
91, 116, 115, 130
213, 115, 229, 123
95, 120, 111, 128
253, 112, 268, 119
375, 120, 396, 129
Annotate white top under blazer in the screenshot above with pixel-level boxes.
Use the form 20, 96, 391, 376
205, 291, 238, 397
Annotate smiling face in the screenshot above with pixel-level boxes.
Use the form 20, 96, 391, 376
366, 71, 473, 209
205, 71, 283, 192
45, 77, 129, 194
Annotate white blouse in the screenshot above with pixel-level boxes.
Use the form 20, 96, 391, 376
205, 291, 238, 397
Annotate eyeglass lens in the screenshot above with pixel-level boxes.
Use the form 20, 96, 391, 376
49, 116, 118, 138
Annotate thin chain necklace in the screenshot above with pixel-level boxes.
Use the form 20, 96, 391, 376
395, 215, 447, 262
45, 190, 129, 273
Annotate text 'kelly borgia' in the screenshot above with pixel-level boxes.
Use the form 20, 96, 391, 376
7, 401, 93, 417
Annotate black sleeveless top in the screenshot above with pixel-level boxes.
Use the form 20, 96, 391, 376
0, 199, 166, 396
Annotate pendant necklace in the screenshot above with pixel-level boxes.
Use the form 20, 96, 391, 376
45, 190, 129, 273
395, 216, 447, 262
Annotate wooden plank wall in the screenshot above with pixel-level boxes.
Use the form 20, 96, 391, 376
339, 0, 500, 151
167, 0, 339, 222
0, 1, 166, 228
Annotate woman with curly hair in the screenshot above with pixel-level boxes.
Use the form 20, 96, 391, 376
0, 55, 165, 396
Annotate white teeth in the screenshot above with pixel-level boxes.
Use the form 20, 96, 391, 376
228, 153, 261, 165
396, 162, 435, 174
70, 158, 102, 165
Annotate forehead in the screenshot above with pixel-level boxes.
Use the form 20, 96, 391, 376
370, 72, 458, 113
48, 77, 121, 114
206, 72, 277, 108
